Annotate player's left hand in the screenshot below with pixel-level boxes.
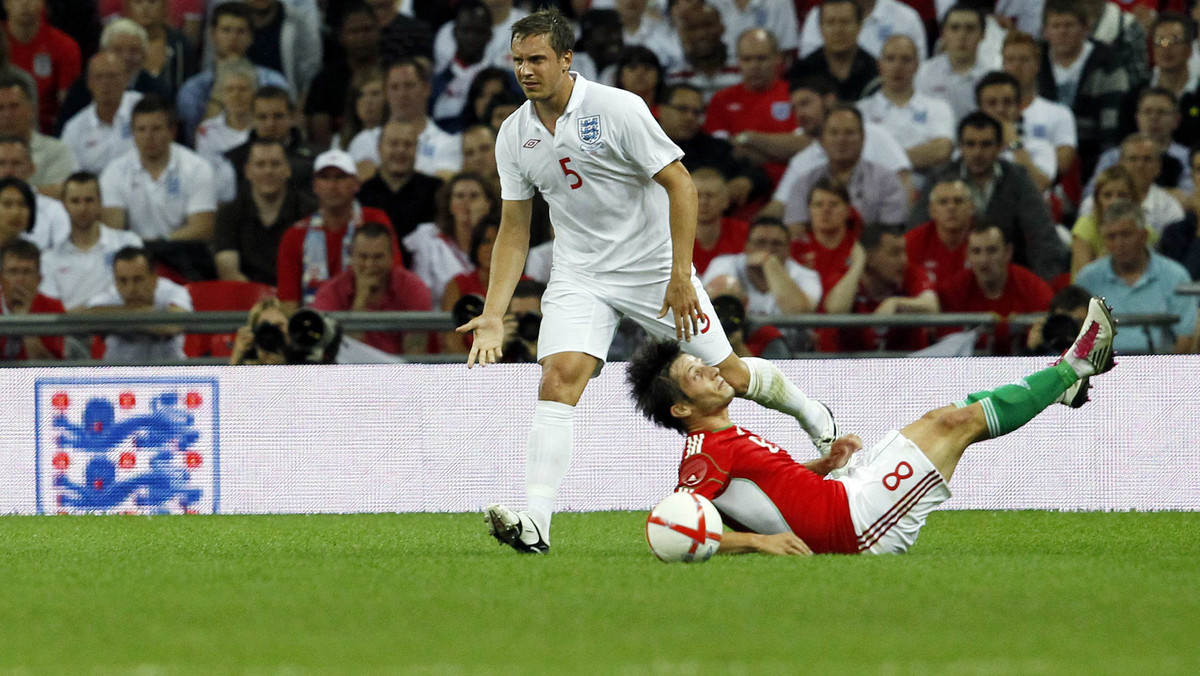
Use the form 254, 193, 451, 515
755, 532, 813, 556
457, 313, 504, 368
659, 275, 703, 341
828, 434, 862, 469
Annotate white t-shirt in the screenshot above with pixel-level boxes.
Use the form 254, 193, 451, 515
710, 0, 799, 53
1020, 96, 1077, 149
799, 0, 926, 60
401, 222, 472, 309
623, 13, 686, 72
431, 60, 490, 122
1000, 137, 1058, 182
86, 276, 193, 362
701, 253, 823, 316
914, 53, 992, 123
857, 91, 955, 150
60, 91, 141, 174
194, 112, 251, 166
98, 144, 217, 241
497, 73, 683, 276
40, 225, 143, 309
772, 122, 912, 203
348, 119, 463, 177
29, 194, 71, 253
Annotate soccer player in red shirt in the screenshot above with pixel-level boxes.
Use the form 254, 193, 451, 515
937, 222, 1055, 354
627, 296, 1117, 555
905, 178, 973, 285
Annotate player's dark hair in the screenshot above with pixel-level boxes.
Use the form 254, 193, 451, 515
0, 176, 35, 233
860, 224, 906, 251
820, 0, 862, 24
0, 237, 40, 271
969, 217, 1008, 244
511, 8, 576, 57
957, 111, 1002, 144
254, 85, 296, 111
975, 71, 1020, 104
627, 341, 691, 435
63, 171, 100, 198
212, 2, 253, 29
1049, 284, 1092, 315
131, 94, 178, 127
113, 246, 154, 270
467, 216, 499, 268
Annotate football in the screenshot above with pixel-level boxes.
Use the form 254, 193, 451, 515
645, 492, 723, 563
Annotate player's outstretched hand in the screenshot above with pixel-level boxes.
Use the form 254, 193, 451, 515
828, 434, 863, 469
659, 275, 703, 341
756, 532, 813, 556
457, 314, 504, 368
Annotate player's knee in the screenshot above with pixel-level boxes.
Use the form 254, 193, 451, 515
538, 359, 593, 403
932, 407, 978, 432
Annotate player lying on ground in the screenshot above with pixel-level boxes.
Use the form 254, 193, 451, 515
626, 297, 1117, 555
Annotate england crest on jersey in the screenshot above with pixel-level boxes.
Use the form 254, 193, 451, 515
35, 377, 220, 515
578, 115, 603, 150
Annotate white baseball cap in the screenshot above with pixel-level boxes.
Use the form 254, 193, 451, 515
313, 149, 357, 176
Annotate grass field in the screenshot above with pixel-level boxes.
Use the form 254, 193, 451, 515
1, 511, 1198, 675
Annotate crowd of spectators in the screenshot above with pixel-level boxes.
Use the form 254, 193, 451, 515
1, 0, 1199, 364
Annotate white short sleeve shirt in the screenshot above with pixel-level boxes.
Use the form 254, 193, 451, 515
348, 119, 463, 177
857, 91, 955, 150
496, 74, 684, 275
799, 0, 926, 60
98, 143, 217, 241
40, 225, 144, 309
914, 53, 992, 123
60, 91, 141, 174
1020, 96, 1077, 149
701, 253, 823, 315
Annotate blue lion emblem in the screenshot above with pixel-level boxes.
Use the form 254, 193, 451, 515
578, 115, 602, 146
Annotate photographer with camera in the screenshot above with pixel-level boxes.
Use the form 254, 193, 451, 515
1025, 285, 1092, 356
500, 280, 544, 364
230, 297, 289, 365
310, 221, 431, 355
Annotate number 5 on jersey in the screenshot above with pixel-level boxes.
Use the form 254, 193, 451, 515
559, 157, 583, 189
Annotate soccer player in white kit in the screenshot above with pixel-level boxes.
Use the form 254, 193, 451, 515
458, 9, 838, 554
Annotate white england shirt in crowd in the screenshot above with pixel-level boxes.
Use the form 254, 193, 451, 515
193, 112, 252, 166
623, 13, 687, 72
1078, 184, 1186, 236
60, 91, 141, 174
347, 118, 463, 177
914, 53, 993, 123
709, 0, 799, 54
432, 6, 529, 73
27, 194, 71, 252
772, 122, 912, 203
86, 276, 193, 362
798, 0, 926, 60
431, 60, 489, 123
401, 222, 472, 308
98, 143, 216, 241
524, 239, 553, 283
936, 0, 1043, 37
1000, 136, 1057, 182
701, 253, 823, 316
40, 225, 143, 310
497, 73, 682, 276
857, 91, 955, 150
1020, 96, 1077, 150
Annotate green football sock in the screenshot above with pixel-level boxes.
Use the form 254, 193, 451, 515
953, 363, 1078, 438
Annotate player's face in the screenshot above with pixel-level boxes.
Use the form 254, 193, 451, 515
819, 3, 860, 54
114, 258, 157, 308
928, 182, 974, 230
942, 10, 983, 59
977, 84, 1019, 124
966, 228, 1012, 284
63, 180, 102, 231
1002, 44, 1040, 87
512, 34, 572, 104
878, 37, 918, 89
670, 353, 735, 415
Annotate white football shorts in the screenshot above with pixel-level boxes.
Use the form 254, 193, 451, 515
536, 267, 734, 368
835, 430, 952, 555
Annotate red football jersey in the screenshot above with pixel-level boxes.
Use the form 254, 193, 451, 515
694, 217, 748, 275
791, 216, 863, 299
904, 222, 968, 286
935, 264, 1054, 354
675, 425, 859, 554
820, 265, 935, 352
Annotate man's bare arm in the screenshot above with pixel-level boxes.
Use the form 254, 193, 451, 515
653, 160, 703, 340
718, 530, 813, 555
457, 198, 532, 366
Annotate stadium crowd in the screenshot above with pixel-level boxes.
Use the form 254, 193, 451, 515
0, 0, 1199, 363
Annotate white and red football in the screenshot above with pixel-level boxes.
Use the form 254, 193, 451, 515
645, 492, 723, 563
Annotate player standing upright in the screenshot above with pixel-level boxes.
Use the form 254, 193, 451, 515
458, 9, 837, 554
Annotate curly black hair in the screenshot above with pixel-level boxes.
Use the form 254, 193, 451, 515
626, 340, 691, 435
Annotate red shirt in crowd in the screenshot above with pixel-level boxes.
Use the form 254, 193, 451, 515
5, 19, 81, 132
275, 207, 397, 303
904, 221, 969, 286
935, 264, 1054, 354
311, 266, 432, 354
694, 217, 748, 275
676, 425, 859, 554
0, 292, 64, 359
704, 79, 796, 184
791, 219, 862, 302
820, 265, 935, 353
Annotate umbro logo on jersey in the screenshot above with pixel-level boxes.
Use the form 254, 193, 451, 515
523, 139, 541, 148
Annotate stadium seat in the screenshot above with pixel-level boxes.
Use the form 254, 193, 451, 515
183, 281, 276, 358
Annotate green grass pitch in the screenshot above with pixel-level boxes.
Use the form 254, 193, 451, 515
1, 511, 1198, 674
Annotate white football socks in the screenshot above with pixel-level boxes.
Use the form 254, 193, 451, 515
524, 400, 575, 541
742, 357, 830, 441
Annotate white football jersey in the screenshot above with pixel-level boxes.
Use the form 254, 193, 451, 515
496, 74, 684, 276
